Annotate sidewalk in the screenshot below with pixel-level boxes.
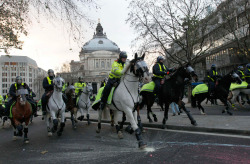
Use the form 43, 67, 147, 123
78, 99, 250, 136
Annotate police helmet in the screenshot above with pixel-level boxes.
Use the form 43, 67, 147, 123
211, 64, 216, 69
78, 76, 84, 81
157, 56, 164, 63
16, 76, 22, 84
119, 51, 128, 59
48, 69, 54, 74
238, 66, 244, 71
246, 63, 250, 69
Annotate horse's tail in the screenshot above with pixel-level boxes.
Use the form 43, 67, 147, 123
191, 95, 197, 108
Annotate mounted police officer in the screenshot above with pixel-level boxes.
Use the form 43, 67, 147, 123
74, 77, 86, 106
207, 64, 219, 97
62, 82, 69, 94
236, 66, 245, 81
100, 51, 127, 110
3, 76, 37, 117
41, 69, 55, 116
152, 56, 173, 100
245, 64, 250, 84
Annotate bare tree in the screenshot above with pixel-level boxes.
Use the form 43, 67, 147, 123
0, 0, 98, 53
127, 0, 217, 66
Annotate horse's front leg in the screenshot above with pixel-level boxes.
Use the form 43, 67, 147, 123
86, 105, 91, 125
180, 101, 197, 126
57, 110, 65, 136
96, 108, 103, 133
50, 111, 58, 133
162, 103, 169, 129
71, 110, 76, 129
123, 107, 146, 149
77, 107, 84, 121
23, 120, 29, 143
45, 111, 52, 136
13, 119, 23, 137
113, 110, 123, 139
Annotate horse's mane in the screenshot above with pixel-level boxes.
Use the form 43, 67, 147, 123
121, 61, 132, 75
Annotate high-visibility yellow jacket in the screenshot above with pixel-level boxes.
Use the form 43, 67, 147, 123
109, 60, 125, 79
74, 82, 86, 95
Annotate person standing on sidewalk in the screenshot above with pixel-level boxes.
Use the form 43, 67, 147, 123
170, 102, 180, 116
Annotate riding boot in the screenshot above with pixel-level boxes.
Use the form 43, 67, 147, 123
33, 105, 38, 117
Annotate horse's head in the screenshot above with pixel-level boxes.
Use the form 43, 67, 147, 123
86, 83, 93, 95
66, 85, 75, 98
130, 53, 150, 83
16, 88, 29, 106
53, 77, 65, 92
179, 63, 198, 82
229, 71, 242, 84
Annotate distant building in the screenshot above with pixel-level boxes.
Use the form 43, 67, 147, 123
0, 55, 46, 99
59, 21, 120, 92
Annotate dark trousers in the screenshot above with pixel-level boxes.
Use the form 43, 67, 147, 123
41, 92, 49, 112
153, 77, 161, 96
208, 81, 215, 94
101, 77, 119, 104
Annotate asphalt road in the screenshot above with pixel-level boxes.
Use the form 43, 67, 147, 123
0, 117, 250, 164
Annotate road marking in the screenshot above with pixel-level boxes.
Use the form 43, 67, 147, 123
146, 127, 250, 139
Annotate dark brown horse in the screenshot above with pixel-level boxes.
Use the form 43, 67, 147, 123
11, 88, 32, 143
65, 85, 78, 129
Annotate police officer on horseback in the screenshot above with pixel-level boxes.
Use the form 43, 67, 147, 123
245, 64, 250, 84
74, 77, 86, 106
152, 56, 173, 100
100, 51, 127, 110
207, 64, 219, 97
3, 76, 38, 117
236, 66, 245, 81
41, 69, 55, 116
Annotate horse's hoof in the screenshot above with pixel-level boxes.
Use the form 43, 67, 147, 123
12, 136, 17, 141
48, 132, 52, 137
192, 121, 198, 126
57, 131, 62, 136
222, 110, 225, 114
96, 128, 100, 133
227, 112, 233, 116
138, 141, 147, 149
154, 117, 158, 122
118, 131, 123, 139
24, 139, 29, 144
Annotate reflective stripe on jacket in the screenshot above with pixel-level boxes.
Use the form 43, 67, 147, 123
153, 63, 166, 78
74, 82, 86, 94
109, 60, 125, 79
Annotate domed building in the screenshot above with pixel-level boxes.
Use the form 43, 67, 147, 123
60, 21, 120, 93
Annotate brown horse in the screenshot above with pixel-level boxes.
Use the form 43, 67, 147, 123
11, 88, 32, 143
65, 85, 78, 129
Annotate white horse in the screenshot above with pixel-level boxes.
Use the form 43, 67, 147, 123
229, 88, 250, 109
77, 83, 93, 125
45, 77, 66, 137
96, 53, 149, 149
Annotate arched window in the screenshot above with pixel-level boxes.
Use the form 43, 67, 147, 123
107, 62, 110, 68
101, 61, 105, 68
96, 61, 99, 68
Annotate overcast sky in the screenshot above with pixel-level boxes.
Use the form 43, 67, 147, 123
3, 0, 136, 72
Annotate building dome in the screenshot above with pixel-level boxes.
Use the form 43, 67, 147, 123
82, 22, 120, 53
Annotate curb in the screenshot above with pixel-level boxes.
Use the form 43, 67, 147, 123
82, 118, 250, 136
